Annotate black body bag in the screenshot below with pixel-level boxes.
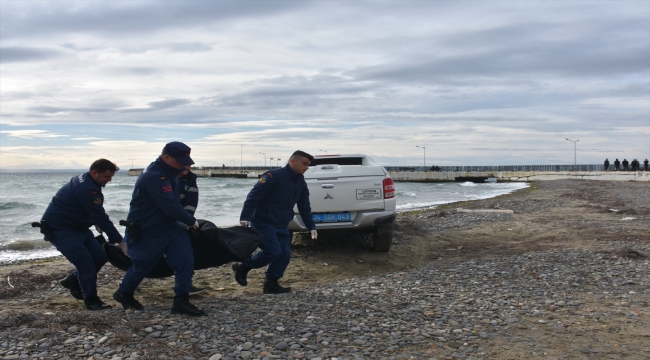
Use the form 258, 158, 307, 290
102, 220, 263, 278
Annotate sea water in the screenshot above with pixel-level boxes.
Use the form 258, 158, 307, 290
0, 171, 527, 262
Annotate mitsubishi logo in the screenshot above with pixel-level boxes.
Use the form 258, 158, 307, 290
324, 193, 334, 199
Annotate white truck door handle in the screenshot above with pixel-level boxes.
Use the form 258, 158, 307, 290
322, 184, 334, 188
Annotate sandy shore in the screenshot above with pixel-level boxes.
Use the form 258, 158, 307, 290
0, 179, 648, 359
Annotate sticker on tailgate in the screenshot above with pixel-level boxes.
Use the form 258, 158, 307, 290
356, 188, 381, 200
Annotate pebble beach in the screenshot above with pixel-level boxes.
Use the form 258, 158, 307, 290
1, 180, 648, 360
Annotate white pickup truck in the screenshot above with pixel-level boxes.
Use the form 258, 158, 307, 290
288, 154, 397, 251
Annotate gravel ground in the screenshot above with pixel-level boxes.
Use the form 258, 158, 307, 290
0, 180, 648, 360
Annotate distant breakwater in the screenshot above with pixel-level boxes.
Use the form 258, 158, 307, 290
127, 168, 650, 182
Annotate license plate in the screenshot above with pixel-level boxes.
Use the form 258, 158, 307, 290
312, 212, 351, 223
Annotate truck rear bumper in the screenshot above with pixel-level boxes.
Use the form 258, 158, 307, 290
288, 210, 397, 231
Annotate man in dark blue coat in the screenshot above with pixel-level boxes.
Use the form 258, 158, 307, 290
178, 169, 199, 216
41, 159, 122, 310
232, 150, 317, 294
113, 141, 205, 316
177, 168, 205, 295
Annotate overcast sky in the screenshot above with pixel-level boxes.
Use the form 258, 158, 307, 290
1, 0, 649, 170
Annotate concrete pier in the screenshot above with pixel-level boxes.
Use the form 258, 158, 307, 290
388, 170, 649, 182
127, 168, 649, 182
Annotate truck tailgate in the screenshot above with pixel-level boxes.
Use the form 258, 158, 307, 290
305, 175, 386, 213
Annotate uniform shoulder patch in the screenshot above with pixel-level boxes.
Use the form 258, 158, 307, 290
160, 176, 166, 180
259, 177, 267, 184
92, 191, 98, 195
93, 198, 102, 205
267, 172, 274, 178
162, 184, 172, 192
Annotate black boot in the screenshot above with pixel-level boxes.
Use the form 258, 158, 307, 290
171, 295, 205, 316
232, 262, 251, 286
84, 296, 112, 310
59, 274, 83, 300
263, 279, 291, 294
189, 285, 206, 296
112, 289, 144, 310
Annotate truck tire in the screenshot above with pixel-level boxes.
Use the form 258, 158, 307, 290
373, 228, 393, 252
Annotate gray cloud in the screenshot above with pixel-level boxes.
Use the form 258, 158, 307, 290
1, 1, 647, 167
0, 1, 308, 40
120, 98, 190, 113
106, 66, 161, 76
29, 106, 113, 114
0, 46, 63, 63
118, 42, 213, 54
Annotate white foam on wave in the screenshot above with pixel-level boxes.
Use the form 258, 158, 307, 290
397, 200, 449, 210
462, 183, 529, 201
399, 192, 417, 197
0, 248, 61, 262
458, 182, 477, 187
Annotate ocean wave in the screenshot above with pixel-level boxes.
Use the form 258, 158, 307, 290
0, 202, 37, 211
458, 182, 478, 187
104, 184, 136, 189
1, 239, 53, 251
398, 191, 417, 197
397, 201, 447, 210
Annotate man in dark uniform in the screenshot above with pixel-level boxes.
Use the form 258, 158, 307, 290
614, 158, 620, 171
41, 159, 122, 310
113, 141, 204, 316
232, 150, 317, 294
178, 168, 199, 216
177, 168, 205, 295
603, 158, 609, 171
644, 159, 649, 171
622, 159, 629, 171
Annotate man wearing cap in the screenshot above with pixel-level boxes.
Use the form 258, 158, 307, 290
113, 141, 205, 316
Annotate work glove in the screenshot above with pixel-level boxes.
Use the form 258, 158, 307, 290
191, 221, 199, 229
311, 230, 318, 240
240, 220, 250, 227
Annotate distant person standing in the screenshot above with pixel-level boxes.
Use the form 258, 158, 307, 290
41, 159, 123, 310
622, 159, 629, 171
644, 159, 649, 171
232, 150, 317, 294
603, 158, 609, 171
614, 158, 621, 171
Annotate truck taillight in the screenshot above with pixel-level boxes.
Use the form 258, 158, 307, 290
383, 178, 395, 199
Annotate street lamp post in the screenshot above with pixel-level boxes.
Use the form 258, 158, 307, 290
259, 152, 266, 167
319, 149, 328, 154
415, 145, 426, 168
128, 158, 135, 170
564, 138, 579, 171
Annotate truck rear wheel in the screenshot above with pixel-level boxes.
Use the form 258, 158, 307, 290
373, 228, 393, 252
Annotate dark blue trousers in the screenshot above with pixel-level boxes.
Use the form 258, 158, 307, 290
246, 222, 291, 280
49, 227, 106, 299
119, 224, 194, 297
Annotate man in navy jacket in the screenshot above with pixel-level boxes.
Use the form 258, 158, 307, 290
177, 168, 205, 295
178, 169, 199, 215
41, 159, 122, 310
232, 150, 317, 294
113, 141, 204, 316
